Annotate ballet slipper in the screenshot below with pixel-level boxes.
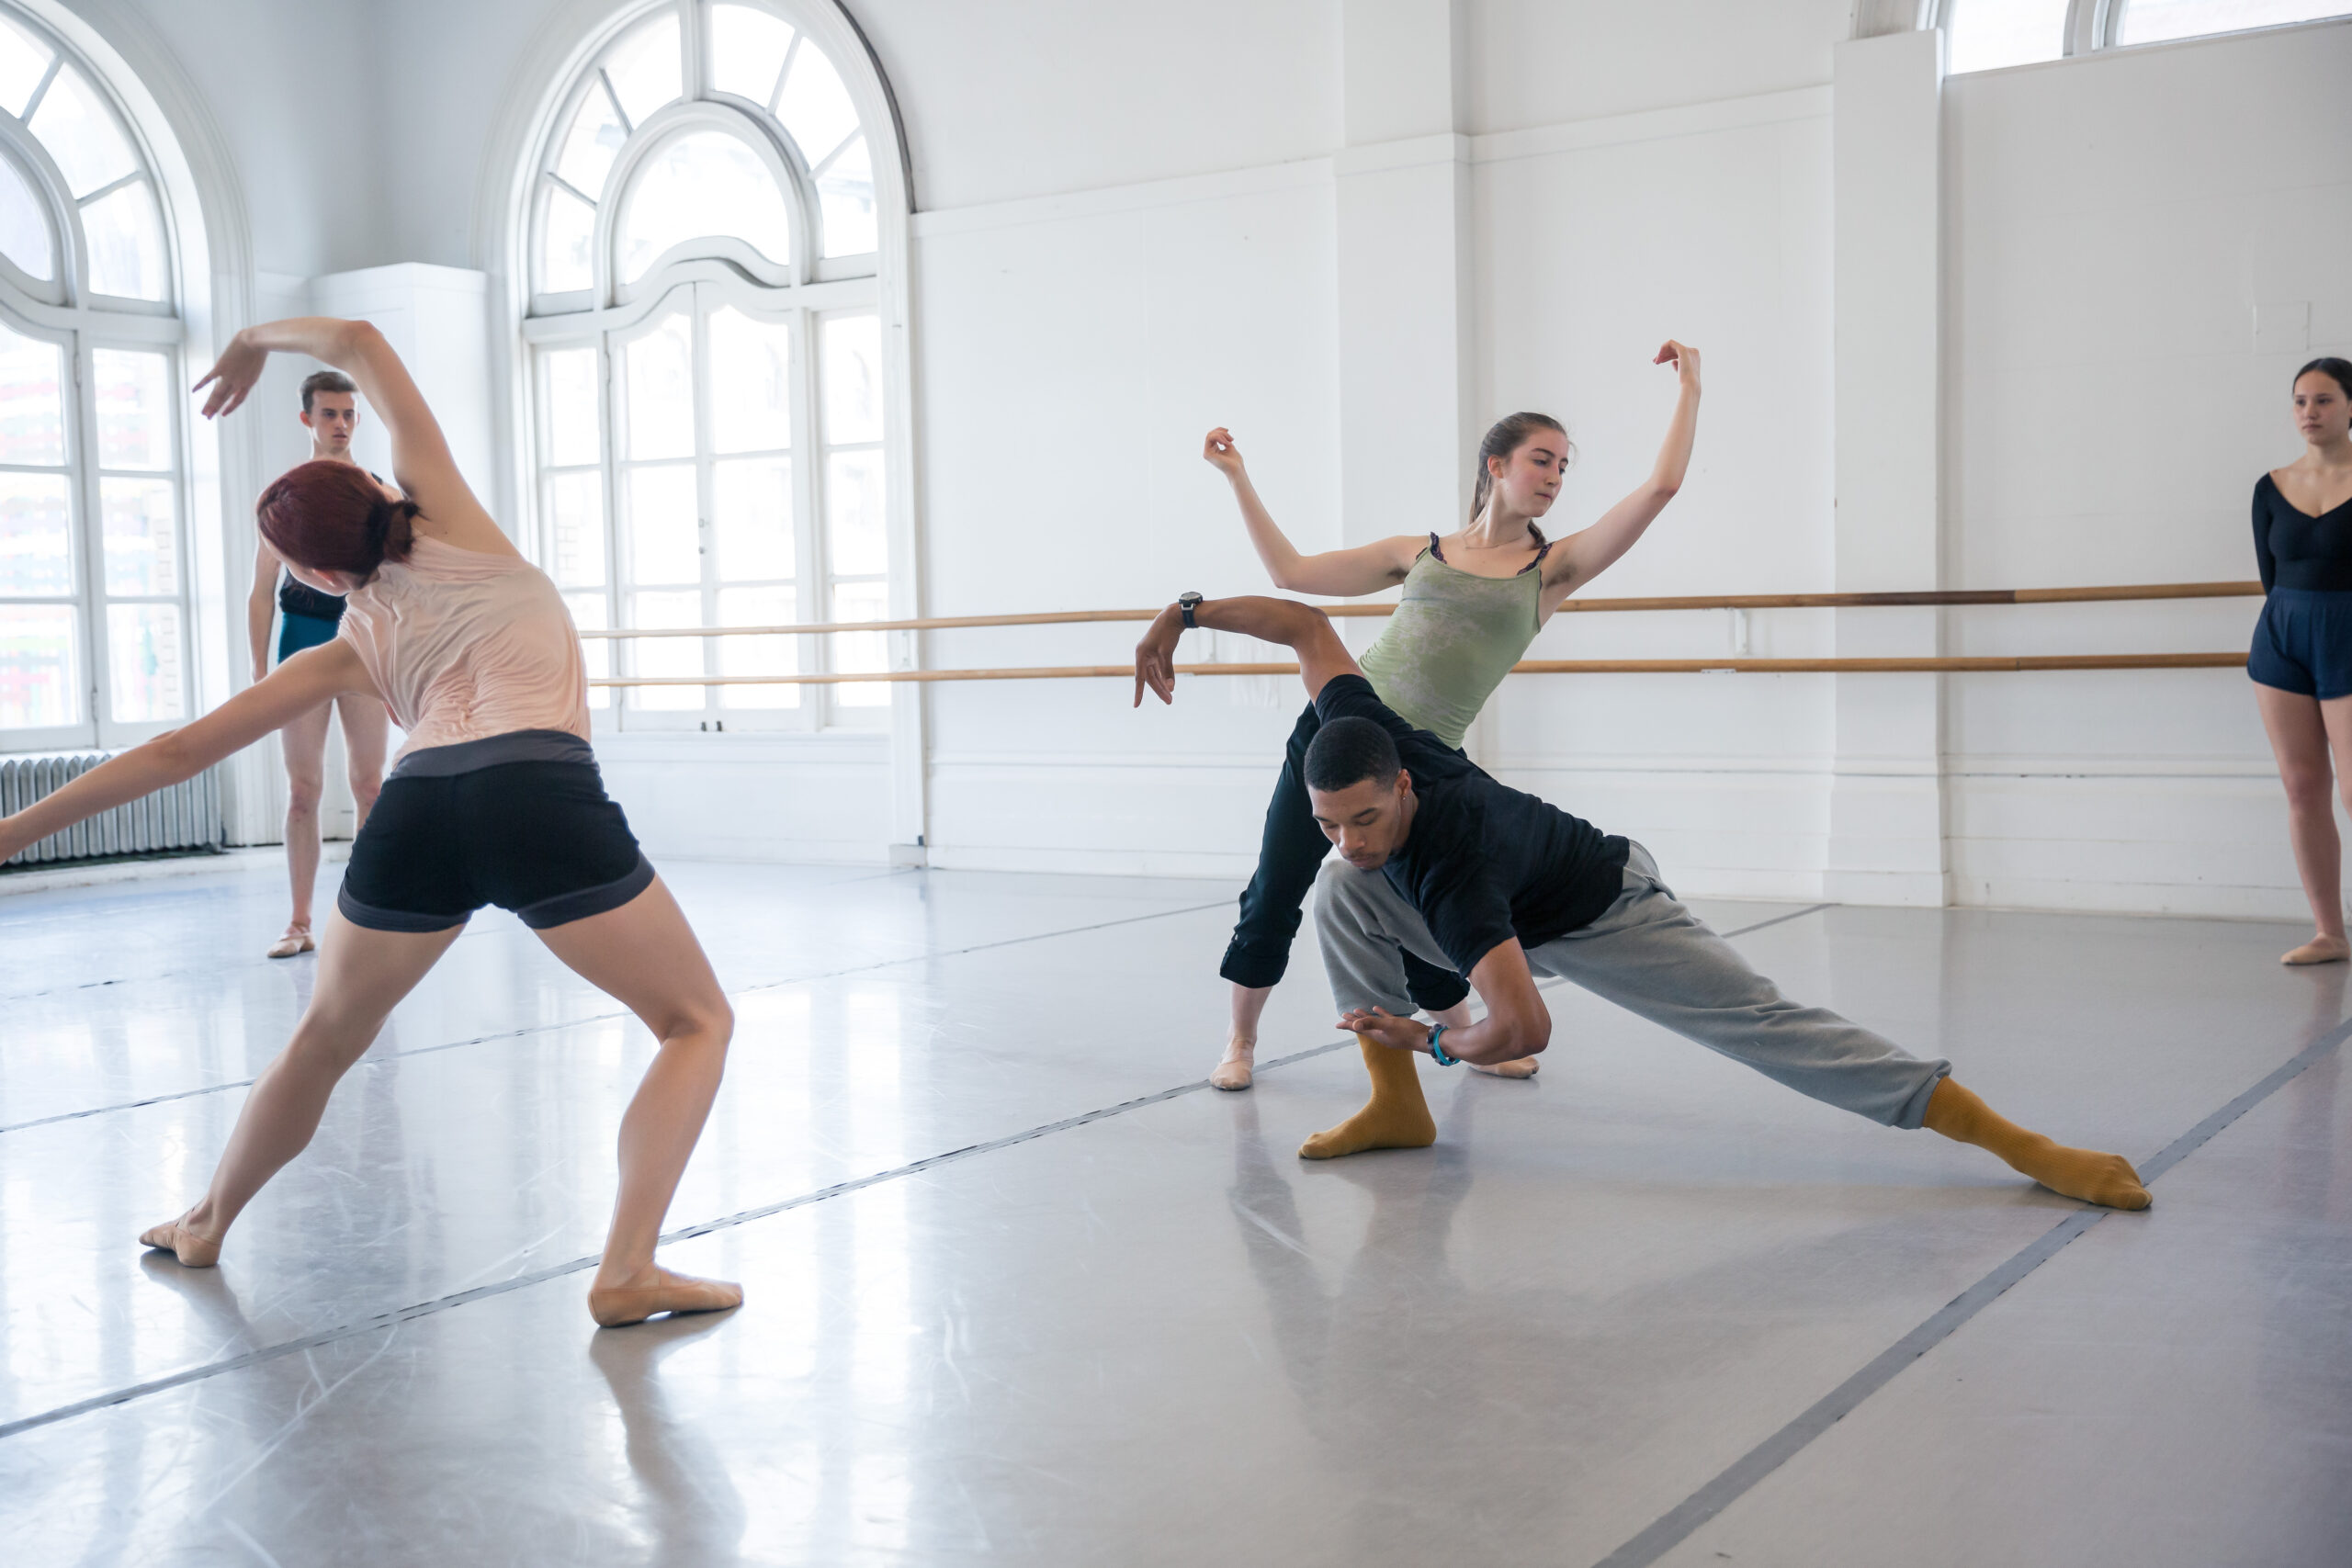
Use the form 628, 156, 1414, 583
1211, 1040, 1255, 1091
588, 1267, 743, 1328
266, 924, 315, 960
1470, 1056, 1538, 1079
2280, 935, 2348, 966
139, 1217, 223, 1268
1299, 1038, 1436, 1159
1922, 1079, 2150, 1211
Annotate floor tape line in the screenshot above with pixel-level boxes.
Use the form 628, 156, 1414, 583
0, 896, 1838, 1440
1589, 1009, 2352, 1568
0, 897, 1234, 1137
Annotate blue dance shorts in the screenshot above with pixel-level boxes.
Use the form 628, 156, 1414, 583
277, 609, 342, 664
2248, 588, 2352, 701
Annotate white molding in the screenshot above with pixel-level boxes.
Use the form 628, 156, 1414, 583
1471, 85, 1833, 166
1333, 131, 1467, 178
909, 155, 1335, 241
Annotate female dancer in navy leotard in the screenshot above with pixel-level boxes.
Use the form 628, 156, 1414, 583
2247, 356, 2352, 964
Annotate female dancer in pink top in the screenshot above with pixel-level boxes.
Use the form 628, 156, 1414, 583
0, 318, 737, 1328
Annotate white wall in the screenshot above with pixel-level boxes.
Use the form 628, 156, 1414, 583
1943, 19, 2352, 916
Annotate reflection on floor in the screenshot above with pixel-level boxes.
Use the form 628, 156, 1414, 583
0, 858, 2346, 1567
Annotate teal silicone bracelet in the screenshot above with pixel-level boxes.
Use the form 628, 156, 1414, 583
1429, 1024, 1460, 1066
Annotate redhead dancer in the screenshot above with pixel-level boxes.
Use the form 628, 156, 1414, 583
1204, 342, 1701, 1089
2248, 356, 2352, 965
0, 318, 738, 1328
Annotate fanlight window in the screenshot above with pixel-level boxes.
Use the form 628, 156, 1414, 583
0, 3, 188, 752
1944, 0, 2349, 73
530, 0, 878, 305
523, 1, 899, 733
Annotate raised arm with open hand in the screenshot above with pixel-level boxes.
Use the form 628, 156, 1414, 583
195, 318, 514, 558
1133, 594, 1363, 708
1204, 427, 1425, 597
1541, 339, 1702, 609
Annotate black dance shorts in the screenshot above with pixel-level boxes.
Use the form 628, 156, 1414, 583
336, 729, 654, 934
2249, 588, 2352, 702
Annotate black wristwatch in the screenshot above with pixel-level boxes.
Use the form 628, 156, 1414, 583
1178, 592, 1203, 629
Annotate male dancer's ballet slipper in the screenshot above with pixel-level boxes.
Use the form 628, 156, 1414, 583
266, 924, 315, 959
1470, 1057, 1538, 1079
1211, 1043, 1255, 1091
588, 1268, 744, 1328
139, 1218, 223, 1268
2280, 936, 2349, 966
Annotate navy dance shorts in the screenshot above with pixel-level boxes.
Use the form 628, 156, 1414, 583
337, 729, 654, 934
277, 610, 341, 663
2248, 588, 2352, 701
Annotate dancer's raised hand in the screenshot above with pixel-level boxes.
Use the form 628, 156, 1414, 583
1133, 604, 1183, 706
193, 331, 270, 418
1653, 339, 1701, 392
1202, 426, 1247, 478
1338, 1006, 1430, 1053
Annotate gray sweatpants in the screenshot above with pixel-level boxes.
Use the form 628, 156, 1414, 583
1312, 841, 1950, 1129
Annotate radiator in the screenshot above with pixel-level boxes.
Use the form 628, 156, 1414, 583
0, 753, 224, 868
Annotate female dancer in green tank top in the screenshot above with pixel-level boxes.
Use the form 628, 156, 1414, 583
1207, 340, 1702, 1089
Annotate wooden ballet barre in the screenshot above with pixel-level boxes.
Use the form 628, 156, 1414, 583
587, 651, 2250, 687
572, 580, 2264, 639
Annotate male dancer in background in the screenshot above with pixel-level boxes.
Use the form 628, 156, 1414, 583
243, 371, 392, 957
1135, 592, 2149, 1209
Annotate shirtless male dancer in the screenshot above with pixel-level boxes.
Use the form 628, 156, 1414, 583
244, 370, 393, 957
1136, 594, 2151, 1209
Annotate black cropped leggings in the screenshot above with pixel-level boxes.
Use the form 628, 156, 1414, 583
1219, 703, 1473, 1012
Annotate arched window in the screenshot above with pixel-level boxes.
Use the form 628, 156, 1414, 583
0, 4, 187, 751
1942, 0, 2349, 73
521, 0, 903, 730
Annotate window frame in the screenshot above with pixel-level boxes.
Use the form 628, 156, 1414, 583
0, 1, 188, 755
519, 0, 902, 736
1939, 0, 2352, 73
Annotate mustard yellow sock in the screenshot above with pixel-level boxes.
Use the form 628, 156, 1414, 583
1299, 1039, 1437, 1160
1923, 1079, 2150, 1211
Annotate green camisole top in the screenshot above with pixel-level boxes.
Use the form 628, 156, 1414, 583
1355, 533, 1549, 750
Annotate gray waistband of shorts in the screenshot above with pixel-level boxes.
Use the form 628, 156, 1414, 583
389, 728, 595, 779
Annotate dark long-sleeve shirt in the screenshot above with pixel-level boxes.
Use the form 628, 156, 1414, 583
2253, 473, 2352, 593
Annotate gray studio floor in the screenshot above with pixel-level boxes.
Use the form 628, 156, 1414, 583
0, 857, 2346, 1567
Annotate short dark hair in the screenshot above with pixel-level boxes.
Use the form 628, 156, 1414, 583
2296, 356, 2352, 403
1305, 716, 1401, 794
300, 369, 356, 413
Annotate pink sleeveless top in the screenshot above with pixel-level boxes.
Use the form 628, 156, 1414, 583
337, 535, 590, 761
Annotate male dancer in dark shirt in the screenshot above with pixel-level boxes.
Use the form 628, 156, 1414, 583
1136, 594, 2149, 1210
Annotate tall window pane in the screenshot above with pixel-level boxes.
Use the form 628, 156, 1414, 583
718, 584, 798, 709
93, 349, 171, 468
83, 182, 167, 300
106, 601, 182, 721
0, 603, 75, 727
0, 323, 66, 463
0, 472, 70, 593
830, 581, 888, 707
99, 479, 175, 596
543, 345, 601, 467
624, 314, 695, 459
625, 465, 699, 584
707, 307, 791, 454
715, 456, 793, 580
628, 589, 704, 711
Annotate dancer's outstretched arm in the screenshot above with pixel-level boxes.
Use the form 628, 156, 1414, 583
195, 319, 515, 559
1134, 593, 1360, 707
1202, 428, 1425, 595
1340, 940, 1549, 1067
1542, 340, 1702, 609
0, 642, 373, 862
